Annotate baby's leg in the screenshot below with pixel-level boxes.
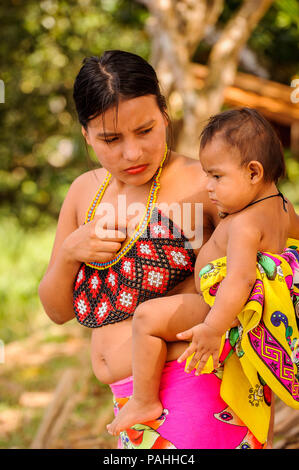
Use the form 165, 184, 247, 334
107, 293, 209, 435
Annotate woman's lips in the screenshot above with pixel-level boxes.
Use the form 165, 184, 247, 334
125, 164, 148, 175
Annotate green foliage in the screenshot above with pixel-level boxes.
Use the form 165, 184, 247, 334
0, 0, 149, 344
280, 151, 299, 209
0, 0, 149, 226
0, 215, 56, 343
196, 0, 299, 84
249, 0, 299, 84
1, 0, 298, 226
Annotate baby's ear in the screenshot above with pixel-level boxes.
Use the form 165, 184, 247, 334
248, 160, 264, 183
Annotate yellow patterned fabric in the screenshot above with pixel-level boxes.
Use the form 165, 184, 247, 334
186, 238, 299, 444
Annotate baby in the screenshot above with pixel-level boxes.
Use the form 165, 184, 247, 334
107, 107, 299, 435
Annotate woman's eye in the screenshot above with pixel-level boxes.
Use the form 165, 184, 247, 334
140, 127, 153, 135
213, 175, 220, 180
105, 137, 118, 144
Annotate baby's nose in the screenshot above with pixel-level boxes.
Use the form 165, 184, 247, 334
206, 179, 214, 192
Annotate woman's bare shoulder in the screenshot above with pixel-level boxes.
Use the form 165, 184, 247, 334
165, 151, 204, 185
71, 167, 107, 191
169, 151, 202, 170
164, 151, 219, 227
68, 167, 107, 225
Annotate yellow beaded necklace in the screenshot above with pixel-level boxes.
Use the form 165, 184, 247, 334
85, 145, 168, 270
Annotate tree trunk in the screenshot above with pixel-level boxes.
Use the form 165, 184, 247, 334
141, 0, 224, 102
140, 0, 274, 158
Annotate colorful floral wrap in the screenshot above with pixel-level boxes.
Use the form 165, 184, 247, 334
110, 360, 265, 449
189, 238, 299, 444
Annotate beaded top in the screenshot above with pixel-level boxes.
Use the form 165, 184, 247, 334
73, 150, 196, 328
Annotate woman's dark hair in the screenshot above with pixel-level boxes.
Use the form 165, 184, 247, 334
73, 50, 171, 144
200, 107, 286, 183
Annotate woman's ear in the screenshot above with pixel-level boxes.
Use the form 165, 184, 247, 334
247, 160, 264, 184
81, 126, 90, 145
162, 110, 170, 129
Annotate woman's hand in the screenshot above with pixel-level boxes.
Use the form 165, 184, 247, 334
176, 323, 222, 375
62, 214, 127, 265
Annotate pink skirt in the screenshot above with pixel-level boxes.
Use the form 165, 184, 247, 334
110, 360, 265, 449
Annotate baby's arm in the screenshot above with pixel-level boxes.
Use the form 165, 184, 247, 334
204, 217, 260, 333
178, 215, 261, 373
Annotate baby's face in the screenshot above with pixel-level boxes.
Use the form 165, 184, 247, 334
200, 137, 255, 215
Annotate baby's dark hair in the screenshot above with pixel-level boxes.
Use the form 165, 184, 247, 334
200, 107, 286, 183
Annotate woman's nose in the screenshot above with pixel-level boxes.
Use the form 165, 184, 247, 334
122, 140, 142, 162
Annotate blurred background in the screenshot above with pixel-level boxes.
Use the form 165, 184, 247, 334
0, 0, 298, 449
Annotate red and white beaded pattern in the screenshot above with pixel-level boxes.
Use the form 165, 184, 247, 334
73, 207, 196, 328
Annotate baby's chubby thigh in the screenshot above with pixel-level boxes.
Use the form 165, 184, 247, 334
132, 293, 209, 342
132, 297, 175, 341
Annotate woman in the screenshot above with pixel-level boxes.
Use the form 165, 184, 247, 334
39, 50, 269, 449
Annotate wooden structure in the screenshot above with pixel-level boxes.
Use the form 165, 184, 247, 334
192, 64, 299, 157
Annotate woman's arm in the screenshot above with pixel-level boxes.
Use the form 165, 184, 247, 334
39, 175, 84, 324
39, 172, 125, 325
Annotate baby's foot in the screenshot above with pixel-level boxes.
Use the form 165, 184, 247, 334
106, 397, 163, 436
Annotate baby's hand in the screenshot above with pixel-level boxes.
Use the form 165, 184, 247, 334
176, 323, 222, 375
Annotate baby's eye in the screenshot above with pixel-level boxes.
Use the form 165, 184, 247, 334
213, 174, 221, 180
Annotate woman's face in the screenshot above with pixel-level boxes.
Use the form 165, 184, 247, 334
82, 95, 168, 186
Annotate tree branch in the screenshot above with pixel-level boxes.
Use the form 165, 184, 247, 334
206, 0, 274, 87
138, 0, 274, 157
